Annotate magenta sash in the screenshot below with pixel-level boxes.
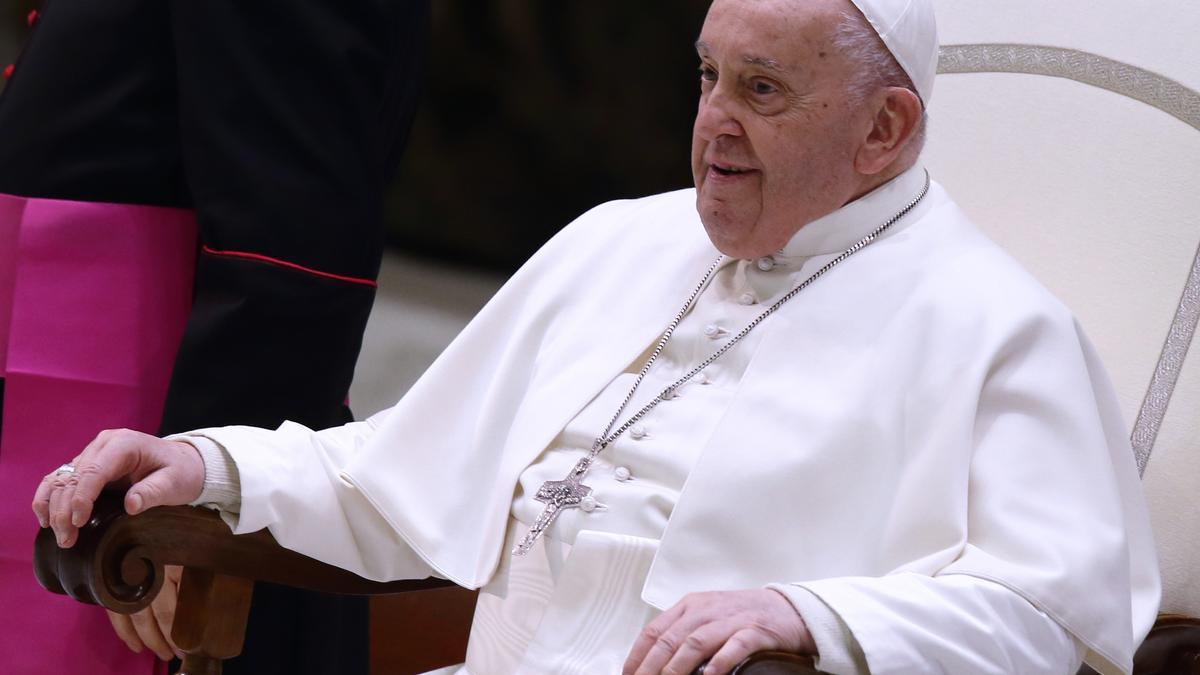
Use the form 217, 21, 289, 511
0, 193, 196, 674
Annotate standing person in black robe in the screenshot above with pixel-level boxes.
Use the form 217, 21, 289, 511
0, 1, 429, 673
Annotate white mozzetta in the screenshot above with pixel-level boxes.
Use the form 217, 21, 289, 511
184, 165, 1157, 674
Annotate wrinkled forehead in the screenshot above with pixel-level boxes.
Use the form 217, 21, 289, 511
697, 0, 849, 65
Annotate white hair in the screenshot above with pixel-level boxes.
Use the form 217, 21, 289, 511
832, 9, 927, 152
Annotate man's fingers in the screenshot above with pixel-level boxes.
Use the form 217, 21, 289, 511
37, 432, 204, 540
47, 475, 79, 547
632, 629, 683, 675
660, 620, 745, 675
631, 614, 714, 675
125, 465, 186, 515
61, 429, 123, 530
69, 450, 132, 528
624, 603, 688, 674
625, 589, 816, 675
107, 610, 145, 654
37, 429, 122, 542
32, 474, 56, 528
125, 439, 207, 514
129, 606, 175, 661
75, 429, 150, 520
702, 628, 777, 675
150, 567, 182, 658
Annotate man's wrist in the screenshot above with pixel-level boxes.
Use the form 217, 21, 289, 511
766, 583, 868, 675
168, 434, 242, 511
766, 586, 819, 655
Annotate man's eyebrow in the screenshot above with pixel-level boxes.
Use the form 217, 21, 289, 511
743, 55, 784, 72
693, 40, 786, 73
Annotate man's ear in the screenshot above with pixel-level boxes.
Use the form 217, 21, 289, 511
854, 87, 924, 175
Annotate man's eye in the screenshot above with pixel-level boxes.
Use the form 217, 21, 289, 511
752, 81, 778, 96
699, 66, 717, 83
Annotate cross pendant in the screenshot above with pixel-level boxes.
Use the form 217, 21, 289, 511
511, 458, 595, 556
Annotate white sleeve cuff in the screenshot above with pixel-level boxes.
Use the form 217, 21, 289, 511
169, 433, 243, 514
767, 583, 869, 675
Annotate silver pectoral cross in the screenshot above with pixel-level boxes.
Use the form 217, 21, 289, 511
511, 458, 595, 556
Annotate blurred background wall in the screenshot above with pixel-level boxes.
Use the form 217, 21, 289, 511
387, 1, 710, 269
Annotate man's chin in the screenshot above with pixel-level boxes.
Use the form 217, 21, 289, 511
698, 221, 768, 260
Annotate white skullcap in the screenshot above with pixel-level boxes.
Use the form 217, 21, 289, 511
846, 0, 939, 105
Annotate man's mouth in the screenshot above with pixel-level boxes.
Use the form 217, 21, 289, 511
708, 162, 755, 179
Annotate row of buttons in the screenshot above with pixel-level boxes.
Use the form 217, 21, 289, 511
574, 258, 780, 517
699, 255, 782, 340
740, 255, 780, 305
4, 11, 40, 81
578, 465, 633, 512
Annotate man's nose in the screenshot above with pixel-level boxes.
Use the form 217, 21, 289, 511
694, 90, 744, 141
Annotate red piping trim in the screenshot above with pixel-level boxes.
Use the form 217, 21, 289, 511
202, 245, 378, 288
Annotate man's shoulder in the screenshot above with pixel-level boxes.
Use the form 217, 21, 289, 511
903, 192, 1077, 331
497, 188, 711, 312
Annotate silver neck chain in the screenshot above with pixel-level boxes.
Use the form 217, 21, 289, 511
588, 171, 931, 462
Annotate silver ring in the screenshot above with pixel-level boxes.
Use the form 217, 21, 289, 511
54, 464, 76, 477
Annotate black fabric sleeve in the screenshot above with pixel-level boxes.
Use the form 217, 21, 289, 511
159, 4, 429, 675
0, 0, 187, 203
158, 0, 430, 434
0, 3, 430, 674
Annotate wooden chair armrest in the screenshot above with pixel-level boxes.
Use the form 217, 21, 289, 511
721, 615, 1200, 675
725, 613, 1200, 675
33, 490, 450, 614
726, 652, 823, 674
1134, 614, 1200, 673
721, 613, 1200, 675
1075, 614, 1200, 675
722, 615, 1200, 675
40, 493, 1194, 675
33, 490, 451, 673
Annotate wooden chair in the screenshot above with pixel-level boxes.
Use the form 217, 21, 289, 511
28, 494, 1200, 674
31, 491, 819, 675
31, 0, 1200, 672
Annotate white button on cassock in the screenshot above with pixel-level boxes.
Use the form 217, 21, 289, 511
614, 466, 632, 481
704, 324, 725, 339
630, 424, 648, 439
579, 496, 597, 512
738, 293, 757, 306
756, 256, 776, 272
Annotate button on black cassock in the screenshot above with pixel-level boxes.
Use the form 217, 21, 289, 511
0, 0, 430, 672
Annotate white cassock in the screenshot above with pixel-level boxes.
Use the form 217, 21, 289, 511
181, 164, 1159, 675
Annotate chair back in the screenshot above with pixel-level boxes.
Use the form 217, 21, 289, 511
924, 0, 1200, 617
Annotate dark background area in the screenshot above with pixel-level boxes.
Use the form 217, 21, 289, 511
0, 1, 711, 272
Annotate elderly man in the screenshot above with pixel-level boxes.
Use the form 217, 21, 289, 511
34, 0, 1158, 673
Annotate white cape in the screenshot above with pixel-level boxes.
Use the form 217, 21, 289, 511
210, 178, 1159, 674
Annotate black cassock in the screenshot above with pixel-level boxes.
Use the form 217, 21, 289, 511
0, 1, 430, 672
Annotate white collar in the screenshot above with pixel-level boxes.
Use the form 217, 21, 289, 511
775, 163, 928, 259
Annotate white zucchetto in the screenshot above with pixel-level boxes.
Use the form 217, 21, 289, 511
847, 0, 939, 104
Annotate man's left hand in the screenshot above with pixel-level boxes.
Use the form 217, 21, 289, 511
623, 588, 816, 675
